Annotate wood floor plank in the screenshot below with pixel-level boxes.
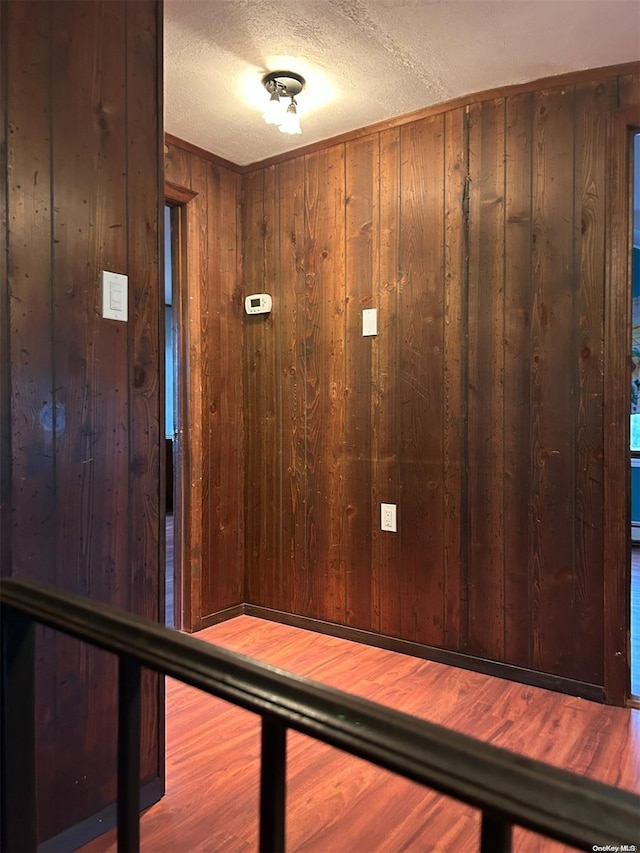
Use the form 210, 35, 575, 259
81, 616, 640, 853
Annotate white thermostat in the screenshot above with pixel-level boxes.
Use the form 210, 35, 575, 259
245, 293, 272, 315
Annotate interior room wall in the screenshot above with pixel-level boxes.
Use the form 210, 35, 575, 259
164, 65, 638, 700
164, 141, 244, 627
1, 0, 162, 844
240, 68, 640, 695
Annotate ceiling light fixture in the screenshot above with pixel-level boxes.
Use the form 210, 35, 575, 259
261, 71, 305, 135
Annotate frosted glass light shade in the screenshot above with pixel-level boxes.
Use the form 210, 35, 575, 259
262, 94, 285, 126
279, 103, 302, 135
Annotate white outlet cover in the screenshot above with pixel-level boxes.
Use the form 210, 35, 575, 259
381, 502, 397, 532
362, 308, 377, 336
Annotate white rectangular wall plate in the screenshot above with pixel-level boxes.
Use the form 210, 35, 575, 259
102, 271, 128, 321
245, 293, 273, 315
381, 502, 397, 532
362, 307, 377, 336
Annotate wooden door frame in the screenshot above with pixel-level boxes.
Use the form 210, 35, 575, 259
604, 105, 640, 704
165, 181, 198, 632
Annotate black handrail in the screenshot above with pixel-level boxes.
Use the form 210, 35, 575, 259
1, 577, 638, 853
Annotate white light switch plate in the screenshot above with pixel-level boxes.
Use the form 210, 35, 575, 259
362, 308, 377, 336
102, 271, 128, 321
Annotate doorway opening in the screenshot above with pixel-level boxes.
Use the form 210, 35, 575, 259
164, 202, 183, 630
164, 204, 176, 627
630, 131, 640, 699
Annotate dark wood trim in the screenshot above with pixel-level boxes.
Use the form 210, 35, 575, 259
38, 776, 163, 853
199, 603, 245, 630
164, 180, 197, 205
164, 133, 242, 174
244, 605, 605, 703
604, 104, 640, 705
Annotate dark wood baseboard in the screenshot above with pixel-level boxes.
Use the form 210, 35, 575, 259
39, 776, 164, 853
198, 603, 245, 630
194, 602, 605, 701
243, 605, 605, 703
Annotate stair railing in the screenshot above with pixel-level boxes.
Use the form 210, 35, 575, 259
1, 577, 638, 853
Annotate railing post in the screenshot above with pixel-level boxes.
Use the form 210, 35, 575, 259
117, 655, 142, 853
259, 715, 287, 853
480, 811, 512, 852
1, 605, 38, 853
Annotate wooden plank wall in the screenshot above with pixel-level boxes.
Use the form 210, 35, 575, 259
241, 68, 640, 690
1, 1, 162, 844
163, 142, 244, 626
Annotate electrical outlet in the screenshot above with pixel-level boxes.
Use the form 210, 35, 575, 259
381, 503, 397, 532
362, 308, 377, 336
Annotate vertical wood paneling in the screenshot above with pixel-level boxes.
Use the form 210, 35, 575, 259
278, 157, 306, 616
374, 128, 401, 637
236, 68, 630, 698
186, 154, 207, 628
398, 115, 445, 646
261, 166, 280, 608
6, 2, 59, 835
164, 142, 191, 188
617, 72, 640, 109
202, 164, 243, 615
443, 107, 468, 652
199, 159, 213, 621
504, 92, 534, 668
52, 3, 129, 606
344, 135, 378, 630
303, 146, 346, 623
277, 157, 309, 613
162, 144, 243, 626
126, 0, 161, 785
6, 0, 55, 583
603, 76, 638, 703
467, 98, 506, 660
50, 2, 129, 833
572, 80, 612, 684
0, 0, 8, 580
530, 86, 576, 677
3, 1, 162, 843
272, 170, 293, 612
243, 169, 266, 604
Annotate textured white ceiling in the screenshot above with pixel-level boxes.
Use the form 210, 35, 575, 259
164, 0, 640, 166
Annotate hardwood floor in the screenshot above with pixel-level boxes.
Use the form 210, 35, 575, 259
81, 616, 640, 853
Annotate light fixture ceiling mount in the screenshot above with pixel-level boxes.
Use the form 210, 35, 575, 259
262, 71, 305, 98
261, 71, 306, 135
